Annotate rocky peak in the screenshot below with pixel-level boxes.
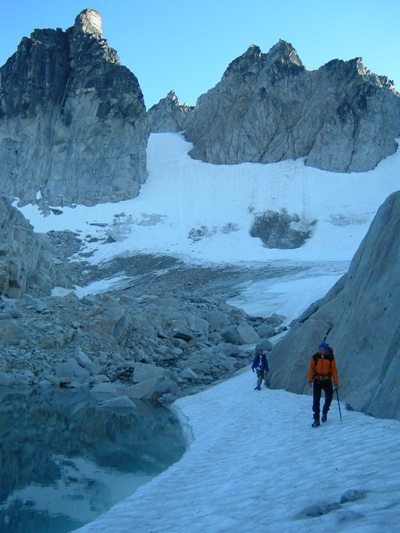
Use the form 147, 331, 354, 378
265, 39, 303, 68
162, 90, 193, 112
165, 90, 180, 104
321, 57, 366, 78
320, 57, 394, 89
147, 91, 194, 133
223, 40, 303, 80
0, 10, 148, 206
184, 39, 400, 173
68, 9, 120, 67
73, 9, 103, 38
223, 44, 262, 78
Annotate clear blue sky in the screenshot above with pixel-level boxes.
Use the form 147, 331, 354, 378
1, 0, 399, 109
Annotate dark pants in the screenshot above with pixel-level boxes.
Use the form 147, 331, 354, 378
312, 379, 333, 420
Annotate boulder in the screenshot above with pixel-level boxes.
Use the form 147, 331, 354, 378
55, 358, 91, 383
0, 372, 15, 386
0, 197, 56, 298
257, 323, 276, 338
0, 319, 28, 345
100, 395, 137, 414
90, 382, 123, 400
74, 347, 100, 374
132, 362, 165, 383
124, 377, 178, 401
222, 322, 260, 345
202, 310, 231, 329
181, 367, 199, 380
268, 191, 400, 420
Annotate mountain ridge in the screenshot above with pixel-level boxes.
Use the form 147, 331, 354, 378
1, 10, 400, 421
183, 39, 400, 172
1, 10, 399, 206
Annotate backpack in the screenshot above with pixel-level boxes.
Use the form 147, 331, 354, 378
312, 346, 334, 363
312, 346, 334, 379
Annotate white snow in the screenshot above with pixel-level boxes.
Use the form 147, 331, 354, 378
16, 133, 400, 532
76, 371, 400, 532
19, 133, 400, 267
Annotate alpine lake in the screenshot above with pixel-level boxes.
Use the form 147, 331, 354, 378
0, 387, 186, 533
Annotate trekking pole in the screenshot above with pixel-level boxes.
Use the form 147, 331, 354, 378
335, 387, 343, 422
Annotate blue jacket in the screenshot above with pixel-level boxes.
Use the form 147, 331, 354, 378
252, 354, 269, 372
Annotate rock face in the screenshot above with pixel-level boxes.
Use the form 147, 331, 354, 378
0, 9, 148, 206
184, 41, 400, 172
268, 191, 400, 420
0, 196, 56, 298
250, 209, 317, 249
147, 91, 193, 132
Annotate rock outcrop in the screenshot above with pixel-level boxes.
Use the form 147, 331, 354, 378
268, 191, 400, 420
0, 202, 285, 401
0, 9, 148, 206
0, 274, 284, 402
0, 196, 56, 298
184, 40, 400, 172
147, 91, 193, 132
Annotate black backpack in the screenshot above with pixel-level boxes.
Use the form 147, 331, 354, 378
312, 347, 334, 376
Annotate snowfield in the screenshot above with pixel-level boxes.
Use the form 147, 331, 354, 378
77, 370, 400, 533
20, 133, 400, 267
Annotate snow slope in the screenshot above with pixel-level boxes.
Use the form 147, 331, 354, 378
19, 133, 400, 266
77, 370, 400, 533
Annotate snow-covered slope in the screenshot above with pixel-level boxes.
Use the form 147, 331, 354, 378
76, 369, 400, 533
19, 133, 400, 267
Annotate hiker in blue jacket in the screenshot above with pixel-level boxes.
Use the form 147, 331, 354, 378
251, 348, 269, 390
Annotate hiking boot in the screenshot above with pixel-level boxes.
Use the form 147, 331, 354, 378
254, 385, 261, 391
312, 419, 320, 427
321, 413, 328, 423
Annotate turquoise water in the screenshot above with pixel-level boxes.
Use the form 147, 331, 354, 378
0, 388, 186, 533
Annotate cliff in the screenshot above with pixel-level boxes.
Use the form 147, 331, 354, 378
0, 9, 148, 206
184, 41, 400, 172
268, 191, 400, 420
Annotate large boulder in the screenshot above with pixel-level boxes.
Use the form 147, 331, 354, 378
0, 9, 148, 206
268, 191, 400, 420
184, 40, 400, 173
0, 196, 56, 297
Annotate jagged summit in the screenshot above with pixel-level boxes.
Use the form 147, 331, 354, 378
223, 44, 262, 77
161, 90, 193, 109
322, 56, 366, 77
184, 37, 400, 173
164, 90, 180, 103
147, 90, 193, 133
73, 9, 103, 38
223, 40, 304, 79
321, 56, 397, 93
265, 39, 303, 68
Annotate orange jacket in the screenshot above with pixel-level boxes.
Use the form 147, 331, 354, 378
307, 353, 339, 386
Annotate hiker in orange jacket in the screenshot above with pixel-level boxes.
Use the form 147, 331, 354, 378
307, 342, 339, 427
